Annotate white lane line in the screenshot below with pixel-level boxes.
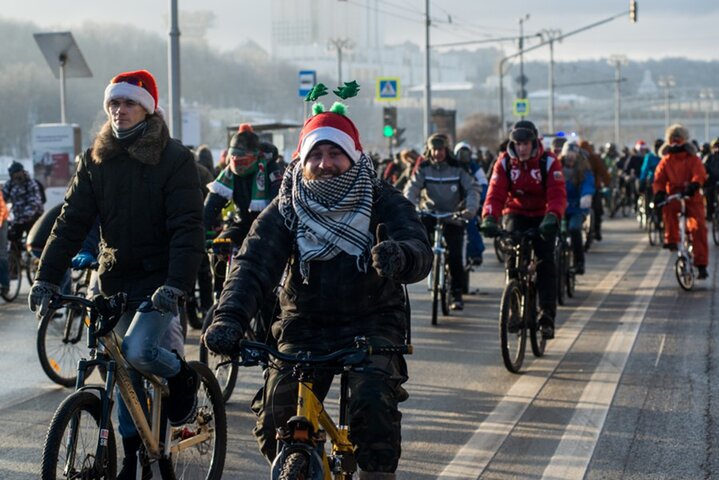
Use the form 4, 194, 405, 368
437, 242, 648, 479
541, 251, 669, 479
655, 333, 666, 368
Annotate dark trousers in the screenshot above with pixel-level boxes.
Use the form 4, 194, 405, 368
592, 191, 604, 237
197, 254, 213, 311
251, 335, 408, 473
504, 214, 557, 319
705, 185, 717, 219
422, 217, 465, 295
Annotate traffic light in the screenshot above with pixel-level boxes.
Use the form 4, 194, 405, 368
382, 106, 397, 138
393, 128, 406, 148
629, 0, 637, 23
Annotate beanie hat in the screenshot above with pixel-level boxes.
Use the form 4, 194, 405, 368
229, 123, 260, 152
295, 110, 363, 163
7, 161, 23, 175
104, 69, 159, 115
665, 124, 690, 145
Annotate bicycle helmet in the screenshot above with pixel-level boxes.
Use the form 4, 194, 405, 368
453, 141, 472, 157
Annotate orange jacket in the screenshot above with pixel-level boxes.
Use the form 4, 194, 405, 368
652, 146, 706, 199
0, 191, 8, 227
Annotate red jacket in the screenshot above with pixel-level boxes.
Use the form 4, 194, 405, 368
483, 147, 567, 219
652, 145, 707, 200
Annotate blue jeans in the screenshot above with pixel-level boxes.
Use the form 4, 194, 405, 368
466, 217, 485, 259
567, 212, 586, 267
113, 308, 184, 438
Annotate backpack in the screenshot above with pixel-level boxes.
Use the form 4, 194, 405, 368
504, 152, 549, 190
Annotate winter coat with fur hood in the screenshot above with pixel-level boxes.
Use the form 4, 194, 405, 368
36, 114, 205, 303
652, 142, 707, 203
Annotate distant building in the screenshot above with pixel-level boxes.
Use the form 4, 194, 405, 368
637, 70, 659, 96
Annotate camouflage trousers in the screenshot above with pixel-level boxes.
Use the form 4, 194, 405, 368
251, 337, 408, 473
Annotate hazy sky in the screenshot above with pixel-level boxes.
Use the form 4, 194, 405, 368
4, 0, 719, 61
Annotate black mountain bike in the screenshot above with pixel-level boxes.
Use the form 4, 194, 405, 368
497, 229, 546, 373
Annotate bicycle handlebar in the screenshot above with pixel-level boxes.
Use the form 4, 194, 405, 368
47, 292, 128, 337
418, 210, 468, 224
655, 193, 686, 208
234, 338, 412, 369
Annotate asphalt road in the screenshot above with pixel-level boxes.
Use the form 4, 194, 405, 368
0, 216, 717, 479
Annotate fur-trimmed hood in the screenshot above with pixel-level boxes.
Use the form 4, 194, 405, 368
91, 114, 169, 165
659, 141, 697, 157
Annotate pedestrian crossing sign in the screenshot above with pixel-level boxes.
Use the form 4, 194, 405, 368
376, 77, 400, 101
513, 98, 530, 116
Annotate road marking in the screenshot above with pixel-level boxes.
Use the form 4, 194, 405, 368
541, 250, 669, 479
437, 242, 647, 480
655, 333, 666, 367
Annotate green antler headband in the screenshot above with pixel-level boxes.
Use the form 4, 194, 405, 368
305, 81, 361, 117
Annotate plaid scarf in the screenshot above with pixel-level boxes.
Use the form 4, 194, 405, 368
279, 154, 378, 281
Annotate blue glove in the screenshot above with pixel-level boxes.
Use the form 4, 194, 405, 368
71, 250, 97, 269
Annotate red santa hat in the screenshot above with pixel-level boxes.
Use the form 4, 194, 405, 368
295, 109, 363, 163
103, 69, 159, 115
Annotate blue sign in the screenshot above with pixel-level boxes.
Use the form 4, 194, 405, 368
376, 77, 400, 101
298, 70, 317, 98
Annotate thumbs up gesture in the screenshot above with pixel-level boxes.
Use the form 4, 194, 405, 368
371, 223, 406, 279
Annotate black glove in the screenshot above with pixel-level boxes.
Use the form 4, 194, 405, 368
202, 318, 245, 356
371, 224, 406, 279
538, 213, 559, 240
654, 190, 667, 205
683, 182, 700, 197
480, 216, 501, 238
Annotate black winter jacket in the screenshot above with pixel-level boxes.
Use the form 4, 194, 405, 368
213, 182, 432, 345
36, 115, 204, 300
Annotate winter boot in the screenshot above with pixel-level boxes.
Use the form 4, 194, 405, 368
117, 435, 152, 480
167, 352, 200, 426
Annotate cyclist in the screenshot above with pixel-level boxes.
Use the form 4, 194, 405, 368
2, 161, 44, 243
551, 136, 567, 157
560, 142, 595, 274
455, 141, 487, 265
480, 120, 567, 339
0, 191, 8, 297
204, 123, 283, 245
203, 100, 432, 479
653, 124, 709, 279
28, 69, 205, 479
639, 138, 663, 208
404, 133, 479, 310
578, 140, 611, 241
703, 138, 719, 220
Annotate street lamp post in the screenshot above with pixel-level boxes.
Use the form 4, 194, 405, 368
658, 75, 676, 130
517, 14, 530, 105
608, 55, 628, 147
540, 29, 561, 134
328, 38, 354, 84
424, 0, 431, 139
700, 88, 714, 141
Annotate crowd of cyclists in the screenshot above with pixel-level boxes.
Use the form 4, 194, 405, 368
0, 68, 715, 478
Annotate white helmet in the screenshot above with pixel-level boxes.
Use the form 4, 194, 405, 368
453, 141, 473, 156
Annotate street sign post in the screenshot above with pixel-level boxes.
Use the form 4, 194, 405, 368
376, 77, 400, 101
513, 98, 530, 117
298, 70, 317, 98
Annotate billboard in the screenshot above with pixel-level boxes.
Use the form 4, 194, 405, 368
31, 123, 81, 188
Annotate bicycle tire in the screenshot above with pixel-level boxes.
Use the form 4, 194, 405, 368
713, 215, 719, 246
621, 199, 632, 217
277, 451, 311, 480
2, 253, 21, 302
159, 361, 227, 480
675, 256, 694, 291
37, 307, 92, 387
431, 255, 441, 326
648, 215, 662, 246
566, 249, 576, 298
556, 241, 566, 306
26, 253, 38, 285
494, 236, 506, 263
499, 279, 526, 373
441, 263, 450, 316
41, 390, 117, 480
185, 294, 204, 330
527, 284, 545, 357
199, 305, 238, 403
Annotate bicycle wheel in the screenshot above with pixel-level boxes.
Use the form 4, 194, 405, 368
37, 307, 91, 387
199, 305, 238, 403
583, 214, 593, 253
566, 248, 576, 298
2, 252, 21, 302
277, 451, 310, 480
527, 285, 545, 357
648, 214, 662, 246
441, 262, 450, 316
185, 293, 204, 330
159, 361, 227, 480
621, 197, 632, 217
555, 241, 566, 306
431, 255, 441, 326
499, 279, 526, 373
675, 256, 694, 291
713, 214, 719, 246
26, 253, 38, 284
41, 390, 116, 480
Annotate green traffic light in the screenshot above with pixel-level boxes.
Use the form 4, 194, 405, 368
383, 125, 394, 138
